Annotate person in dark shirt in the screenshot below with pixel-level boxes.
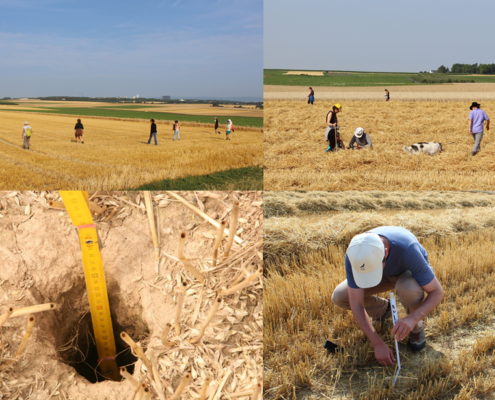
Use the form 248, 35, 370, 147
307, 87, 315, 105
74, 119, 84, 144
325, 104, 341, 152
148, 118, 158, 145
214, 117, 219, 134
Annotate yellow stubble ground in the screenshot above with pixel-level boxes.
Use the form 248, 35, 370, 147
264, 100, 495, 190
0, 111, 263, 189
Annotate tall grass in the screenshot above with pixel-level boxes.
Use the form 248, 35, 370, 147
264, 100, 495, 191
264, 226, 495, 399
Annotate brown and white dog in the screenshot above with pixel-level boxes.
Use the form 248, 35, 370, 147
403, 142, 442, 155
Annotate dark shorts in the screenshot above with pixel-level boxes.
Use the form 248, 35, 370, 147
75, 129, 83, 137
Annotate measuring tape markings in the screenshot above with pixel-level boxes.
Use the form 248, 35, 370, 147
60, 191, 120, 381
389, 292, 401, 386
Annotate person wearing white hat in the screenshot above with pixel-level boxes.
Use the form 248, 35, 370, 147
332, 227, 444, 366
21, 121, 33, 150
348, 127, 372, 149
226, 119, 234, 140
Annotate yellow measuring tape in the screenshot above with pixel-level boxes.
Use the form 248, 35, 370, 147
59, 191, 120, 381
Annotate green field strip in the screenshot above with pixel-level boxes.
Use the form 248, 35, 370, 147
133, 166, 263, 190
0, 107, 263, 127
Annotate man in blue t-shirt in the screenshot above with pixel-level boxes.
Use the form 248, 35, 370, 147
468, 102, 490, 156
332, 226, 444, 367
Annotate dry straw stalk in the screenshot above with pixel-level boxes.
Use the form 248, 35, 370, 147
167, 191, 243, 245
221, 269, 262, 296
199, 377, 211, 400
178, 232, 206, 283
15, 315, 35, 357
174, 282, 188, 335
223, 199, 240, 259
143, 191, 160, 270
168, 372, 191, 400
120, 367, 138, 388
0, 306, 13, 329
9, 303, 56, 318
160, 323, 174, 347
212, 221, 226, 267
120, 332, 152, 371
190, 295, 223, 344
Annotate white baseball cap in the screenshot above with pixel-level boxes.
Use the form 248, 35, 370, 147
346, 233, 385, 288
354, 127, 364, 138
24, 121, 29, 125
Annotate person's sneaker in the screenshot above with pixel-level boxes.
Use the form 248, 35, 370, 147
326, 146, 332, 152
372, 300, 391, 325
408, 327, 426, 352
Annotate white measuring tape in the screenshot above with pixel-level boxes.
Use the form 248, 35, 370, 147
389, 292, 401, 386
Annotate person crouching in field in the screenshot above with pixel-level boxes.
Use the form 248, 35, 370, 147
21, 121, 33, 150
74, 119, 84, 144
214, 117, 219, 134
325, 104, 341, 152
468, 102, 490, 156
332, 227, 444, 366
148, 118, 158, 145
349, 127, 372, 149
173, 120, 180, 140
226, 119, 234, 140
307, 87, 315, 105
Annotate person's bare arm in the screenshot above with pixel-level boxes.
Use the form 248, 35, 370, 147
349, 287, 395, 366
486, 118, 490, 131
469, 118, 473, 134
392, 277, 444, 341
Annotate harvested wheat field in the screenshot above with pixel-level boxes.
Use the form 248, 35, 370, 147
264, 199, 495, 399
0, 191, 262, 399
265, 83, 495, 101
264, 100, 495, 191
0, 111, 263, 189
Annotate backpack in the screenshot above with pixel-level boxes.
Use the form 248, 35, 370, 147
25, 127, 32, 138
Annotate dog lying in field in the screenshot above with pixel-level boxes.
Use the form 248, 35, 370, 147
403, 142, 442, 155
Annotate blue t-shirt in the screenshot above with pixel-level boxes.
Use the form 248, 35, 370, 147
469, 109, 489, 134
345, 226, 435, 289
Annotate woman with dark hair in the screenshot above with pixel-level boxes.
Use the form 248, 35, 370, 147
307, 87, 315, 105
74, 119, 84, 144
384, 89, 390, 102
325, 104, 341, 152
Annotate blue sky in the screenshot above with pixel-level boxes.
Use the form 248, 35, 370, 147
265, 0, 495, 72
0, 0, 262, 99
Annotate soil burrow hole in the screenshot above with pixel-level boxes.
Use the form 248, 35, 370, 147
47, 280, 149, 384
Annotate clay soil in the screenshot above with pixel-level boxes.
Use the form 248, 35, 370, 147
0, 191, 263, 399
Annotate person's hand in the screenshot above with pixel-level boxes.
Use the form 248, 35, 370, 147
374, 341, 395, 366
357, 145, 362, 149
470, 130, 473, 134
392, 315, 416, 341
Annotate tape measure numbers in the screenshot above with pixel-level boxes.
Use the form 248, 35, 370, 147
60, 191, 120, 381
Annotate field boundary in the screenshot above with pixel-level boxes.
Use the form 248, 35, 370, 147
0, 109, 263, 131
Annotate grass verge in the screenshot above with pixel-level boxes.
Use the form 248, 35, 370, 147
133, 166, 263, 190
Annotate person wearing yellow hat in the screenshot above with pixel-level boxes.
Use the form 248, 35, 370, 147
332, 227, 444, 366
325, 104, 342, 152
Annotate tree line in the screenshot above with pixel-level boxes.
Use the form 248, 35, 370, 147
436, 64, 495, 74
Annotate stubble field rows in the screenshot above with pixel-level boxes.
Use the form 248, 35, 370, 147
264, 204, 495, 399
0, 111, 263, 189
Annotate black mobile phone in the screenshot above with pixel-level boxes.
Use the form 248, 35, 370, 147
323, 340, 341, 354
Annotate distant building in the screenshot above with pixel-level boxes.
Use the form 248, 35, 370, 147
179, 99, 185, 102
161, 96, 171, 100
136, 95, 140, 98
429, 70, 437, 74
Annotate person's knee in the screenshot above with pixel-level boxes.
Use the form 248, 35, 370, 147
396, 272, 424, 306
331, 287, 349, 309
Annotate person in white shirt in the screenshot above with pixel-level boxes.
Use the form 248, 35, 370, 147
21, 121, 33, 150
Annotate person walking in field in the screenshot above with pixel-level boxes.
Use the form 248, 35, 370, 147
214, 117, 220, 134
226, 119, 234, 140
349, 127, 373, 149
325, 104, 341, 152
173, 120, 181, 140
148, 118, 158, 145
21, 121, 33, 150
332, 227, 444, 366
384, 89, 390, 102
74, 119, 84, 144
307, 87, 315, 105
468, 102, 490, 156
